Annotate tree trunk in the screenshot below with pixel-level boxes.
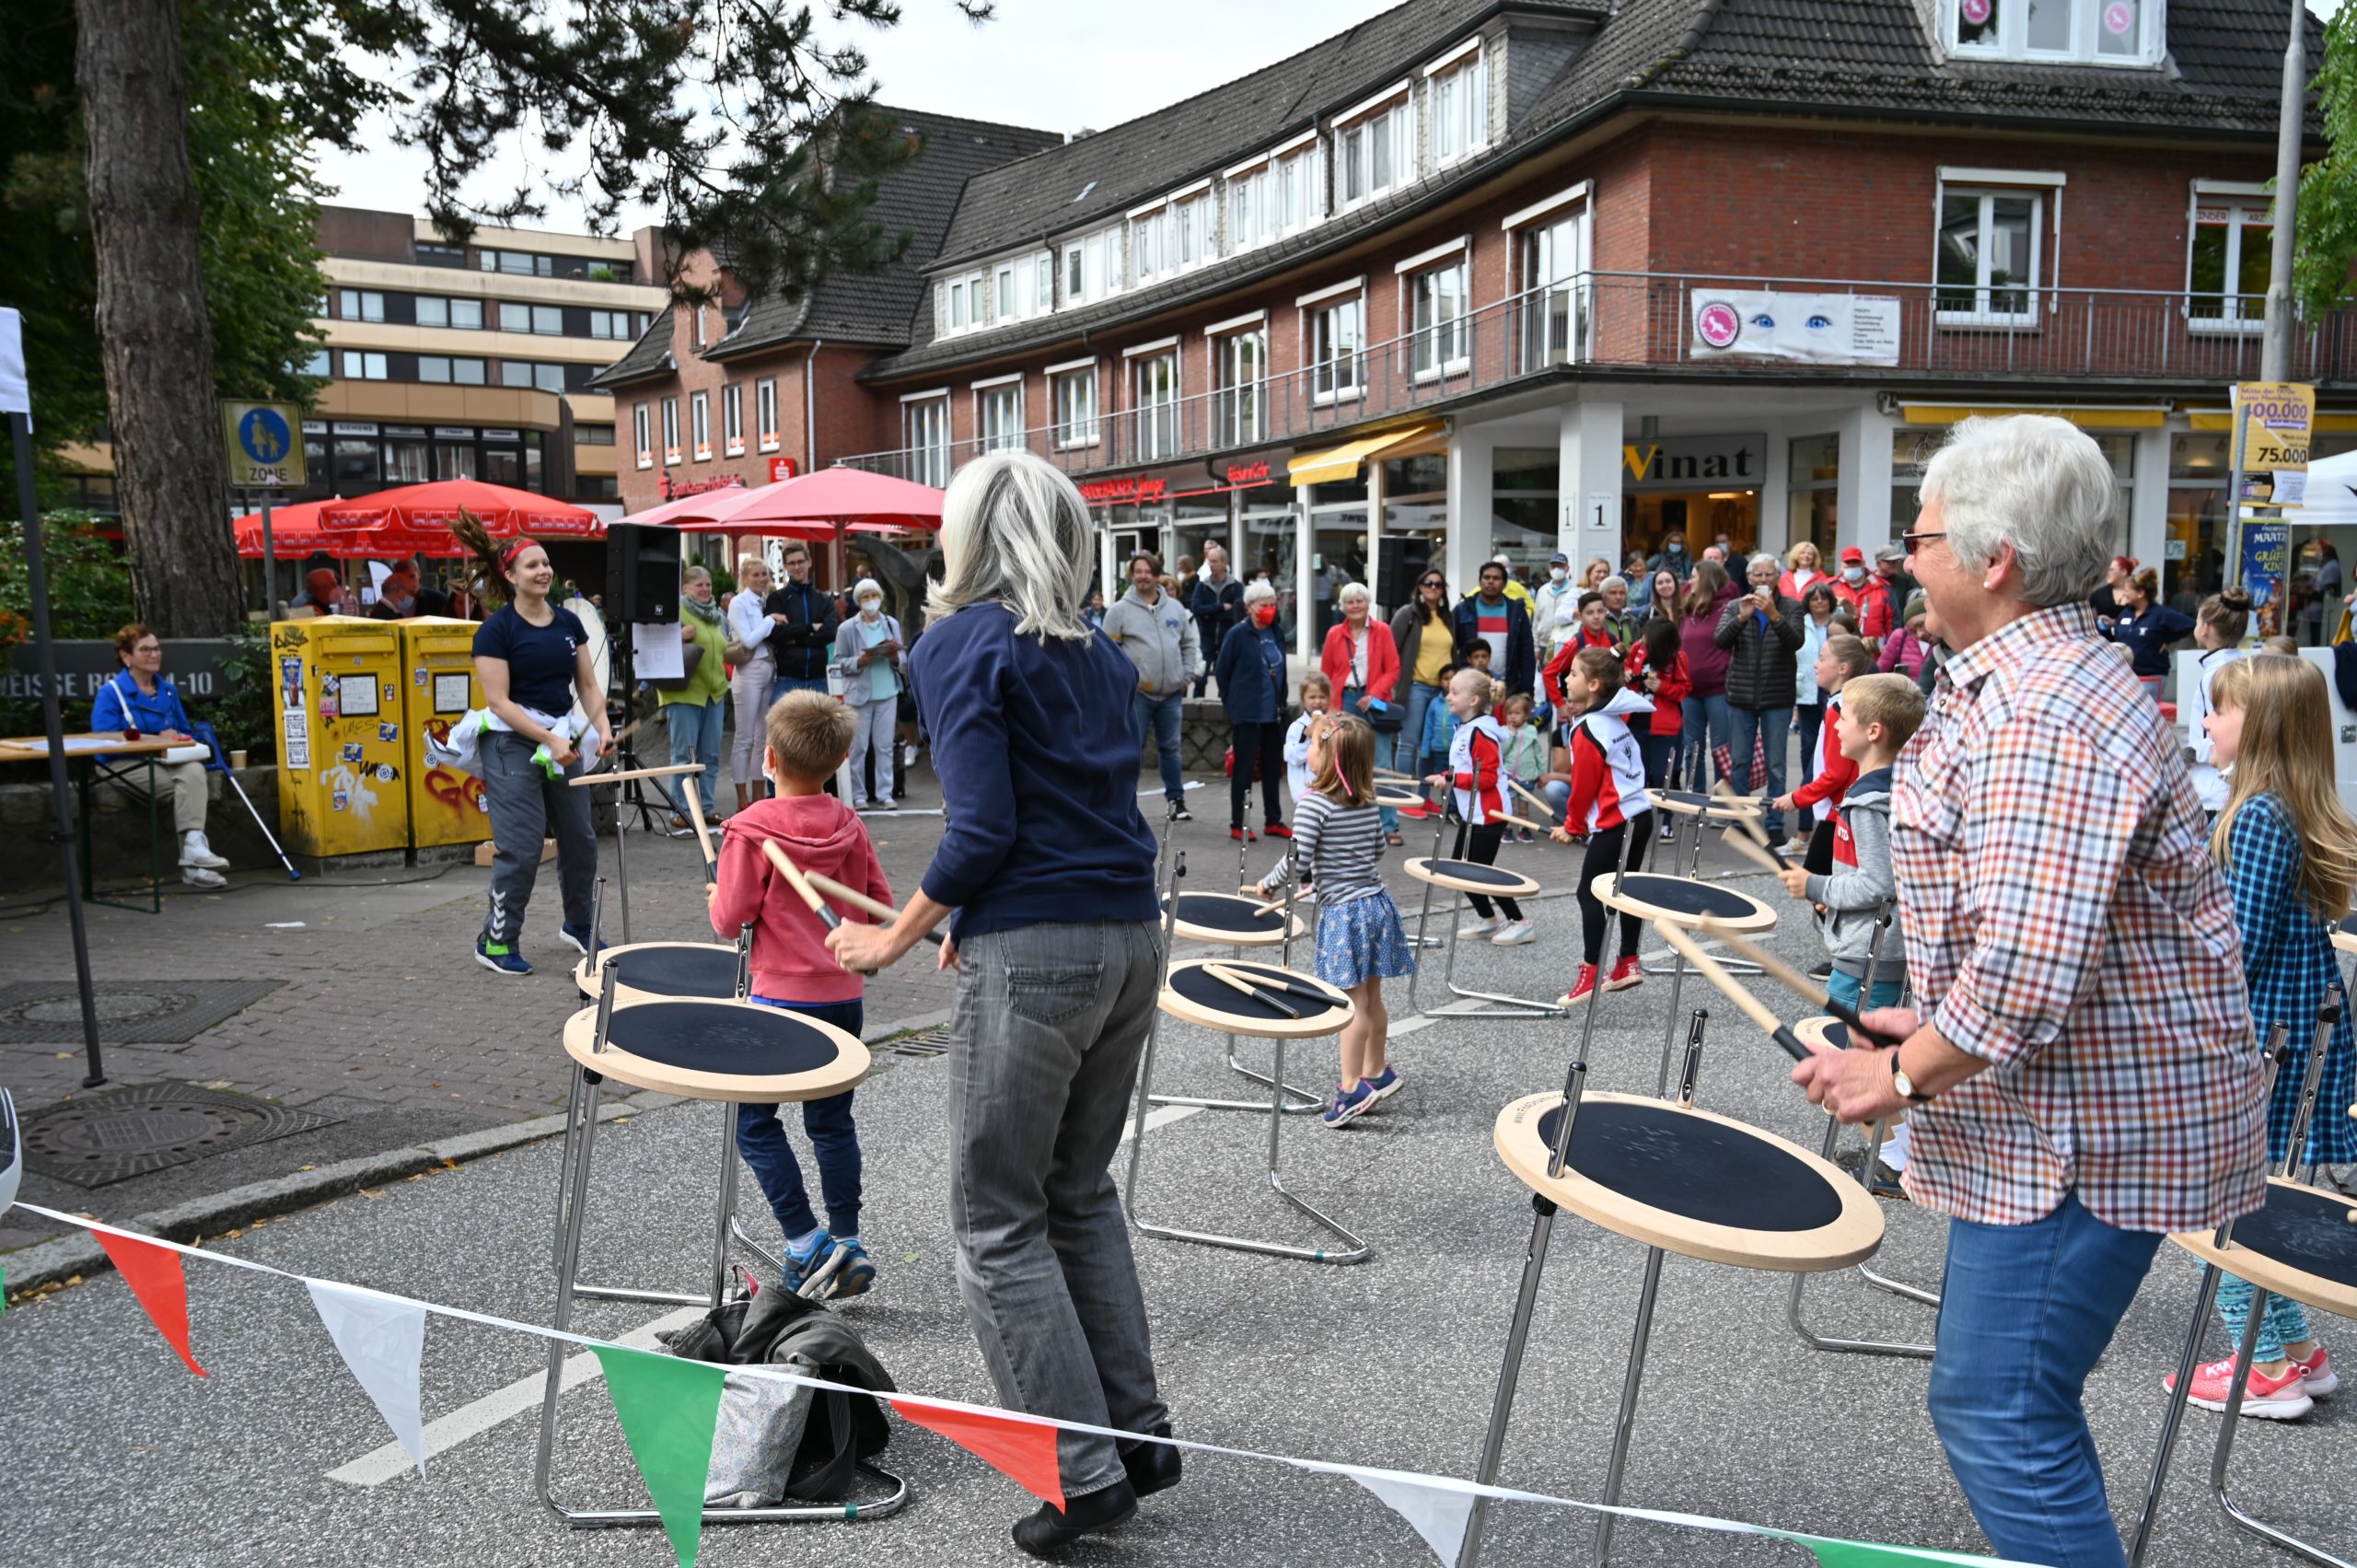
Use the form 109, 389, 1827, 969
75, 0, 240, 636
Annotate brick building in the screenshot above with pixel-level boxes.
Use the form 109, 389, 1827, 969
608, 0, 2357, 658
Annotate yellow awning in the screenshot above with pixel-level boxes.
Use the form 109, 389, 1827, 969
2187, 410, 2357, 433
1287, 420, 1446, 486
1899, 404, 2166, 430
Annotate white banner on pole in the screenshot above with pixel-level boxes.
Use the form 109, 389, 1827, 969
1689, 291, 1901, 366
0, 307, 29, 418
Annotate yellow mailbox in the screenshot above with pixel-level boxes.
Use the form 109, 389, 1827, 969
270, 616, 412, 858
399, 617, 493, 851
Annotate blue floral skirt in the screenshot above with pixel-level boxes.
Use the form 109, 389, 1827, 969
1313, 889, 1417, 991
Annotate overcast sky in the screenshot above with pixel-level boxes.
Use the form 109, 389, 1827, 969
312, 0, 1394, 233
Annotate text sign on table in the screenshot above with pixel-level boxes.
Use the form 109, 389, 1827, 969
5, 639, 240, 703
220, 400, 308, 488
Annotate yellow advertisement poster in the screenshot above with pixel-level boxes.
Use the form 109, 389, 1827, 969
2235, 380, 2314, 472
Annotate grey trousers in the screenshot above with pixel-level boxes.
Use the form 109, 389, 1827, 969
728, 652, 774, 787
479, 729, 598, 945
947, 919, 1170, 1500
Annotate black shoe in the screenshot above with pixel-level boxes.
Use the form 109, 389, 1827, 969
1120, 1423, 1181, 1498
1807, 961, 1834, 981
1170, 805, 1193, 821
1012, 1480, 1138, 1558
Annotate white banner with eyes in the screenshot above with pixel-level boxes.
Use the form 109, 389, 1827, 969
1689, 290, 1902, 366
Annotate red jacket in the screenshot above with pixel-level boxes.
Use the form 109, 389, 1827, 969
1832, 575, 1894, 642
1790, 690, 1856, 820
1621, 642, 1689, 738
1320, 619, 1399, 705
710, 793, 891, 1004
1540, 628, 1620, 709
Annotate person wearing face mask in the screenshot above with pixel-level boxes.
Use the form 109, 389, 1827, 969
1831, 546, 1895, 647
832, 577, 909, 810
1533, 552, 1576, 663
1215, 578, 1291, 842
367, 561, 422, 621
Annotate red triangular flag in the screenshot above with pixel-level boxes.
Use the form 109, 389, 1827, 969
891, 1398, 1062, 1508
91, 1229, 205, 1376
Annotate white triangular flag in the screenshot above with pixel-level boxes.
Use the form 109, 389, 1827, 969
306, 1279, 427, 1479
1345, 1466, 1480, 1565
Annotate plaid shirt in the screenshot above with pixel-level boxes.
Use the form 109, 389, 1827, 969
1891, 601, 2267, 1231
2220, 792, 2357, 1167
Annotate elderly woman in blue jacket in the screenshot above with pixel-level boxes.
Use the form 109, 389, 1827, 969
89, 622, 230, 889
1215, 579, 1291, 843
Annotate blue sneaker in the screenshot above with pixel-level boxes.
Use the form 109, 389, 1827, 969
786, 1231, 846, 1299
474, 936, 532, 976
828, 1237, 876, 1299
1362, 1066, 1402, 1106
559, 922, 608, 958
1321, 1080, 1377, 1129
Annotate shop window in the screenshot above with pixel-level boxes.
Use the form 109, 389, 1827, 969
977, 381, 1024, 454
436, 441, 477, 481
1310, 297, 1363, 403
691, 390, 712, 460
333, 435, 379, 486
633, 402, 653, 470
1214, 330, 1265, 447
1409, 261, 1470, 380
1947, 0, 2160, 66
483, 446, 523, 486
1132, 352, 1179, 461
1052, 366, 1098, 449
905, 393, 951, 485
724, 384, 744, 456
1936, 187, 2041, 326
384, 436, 431, 483
2189, 195, 2271, 331
757, 378, 779, 452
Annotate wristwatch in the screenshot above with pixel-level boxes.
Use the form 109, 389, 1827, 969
1889, 1050, 1932, 1106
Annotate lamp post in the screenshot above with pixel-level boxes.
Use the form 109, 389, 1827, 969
2261, 0, 2309, 381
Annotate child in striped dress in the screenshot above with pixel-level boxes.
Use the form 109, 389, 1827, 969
2171, 654, 2357, 1419
1257, 713, 1415, 1128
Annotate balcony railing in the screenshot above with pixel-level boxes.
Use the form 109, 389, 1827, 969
838, 272, 2357, 484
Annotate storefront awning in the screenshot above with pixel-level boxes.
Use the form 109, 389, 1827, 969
1286, 420, 1446, 486
1898, 403, 2165, 430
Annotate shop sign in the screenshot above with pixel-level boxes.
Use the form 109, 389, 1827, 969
658, 474, 745, 499
1620, 434, 1765, 490
769, 457, 799, 483
1078, 474, 1168, 506
1224, 459, 1271, 487
1688, 291, 1900, 366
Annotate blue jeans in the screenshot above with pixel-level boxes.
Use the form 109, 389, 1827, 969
1825, 970, 1903, 1012
1134, 690, 1184, 803
736, 996, 864, 1240
1929, 1191, 2163, 1568
769, 672, 830, 704
1794, 700, 1824, 789
1678, 691, 1731, 796
1727, 703, 1792, 839
1392, 680, 1445, 832
663, 696, 725, 817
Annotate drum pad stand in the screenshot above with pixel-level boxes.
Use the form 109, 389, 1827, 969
1404, 813, 1565, 1019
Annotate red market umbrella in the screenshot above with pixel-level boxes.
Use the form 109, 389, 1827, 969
235, 503, 466, 559
621, 480, 753, 528
665, 467, 944, 535
318, 479, 604, 541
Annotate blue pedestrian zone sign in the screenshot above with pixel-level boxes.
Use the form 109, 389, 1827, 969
220, 400, 306, 487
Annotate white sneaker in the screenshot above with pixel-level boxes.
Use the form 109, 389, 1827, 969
1490, 919, 1536, 946
181, 865, 227, 889
1457, 916, 1503, 940
179, 830, 230, 869
902, 743, 918, 767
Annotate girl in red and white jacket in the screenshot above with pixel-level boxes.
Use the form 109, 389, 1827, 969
1424, 668, 1532, 946
1541, 591, 1621, 709
1547, 647, 1655, 1003
1776, 633, 1874, 868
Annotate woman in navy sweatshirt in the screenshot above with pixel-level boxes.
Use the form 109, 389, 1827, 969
1215, 577, 1290, 842
825, 453, 1175, 1557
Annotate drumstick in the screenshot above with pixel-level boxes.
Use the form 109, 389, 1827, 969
1694, 924, 1892, 1046
1375, 767, 1418, 782
1215, 963, 1332, 1005
1718, 825, 1786, 875
1655, 923, 1811, 1063
1507, 779, 1554, 819
1203, 961, 1303, 1019
761, 840, 840, 931
567, 761, 704, 787
679, 787, 717, 874
804, 868, 946, 947
1710, 780, 1774, 847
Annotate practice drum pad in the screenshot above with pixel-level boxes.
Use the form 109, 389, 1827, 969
575, 941, 741, 1003
1406, 856, 1541, 899
1649, 788, 1761, 819
1163, 892, 1304, 946
1493, 1091, 1882, 1272
1595, 873, 1777, 932
1375, 787, 1427, 809
561, 997, 869, 1103
2173, 1177, 2357, 1318
1794, 1016, 1850, 1051
1159, 959, 1353, 1040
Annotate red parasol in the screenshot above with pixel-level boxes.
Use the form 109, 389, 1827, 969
235, 503, 467, 559
317, 479, 604, 542
667, 466, 944, 535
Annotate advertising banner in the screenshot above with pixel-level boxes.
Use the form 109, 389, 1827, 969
1689, 292, 1901, 366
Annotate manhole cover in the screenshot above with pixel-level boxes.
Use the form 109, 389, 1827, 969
19, 1083, 338, 1187
883, 1028, 950, 1059
0, 981, 284, 1045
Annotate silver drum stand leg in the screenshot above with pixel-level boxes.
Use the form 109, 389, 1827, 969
1146, 831, 1322, 1114
1124, 848, 1371, 1264
1406, 814, 1565, 1019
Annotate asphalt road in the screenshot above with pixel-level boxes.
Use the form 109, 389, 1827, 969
3, 858, 2349, 1568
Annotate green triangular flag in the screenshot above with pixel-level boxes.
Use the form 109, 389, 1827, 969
1771, 1531, 2028, 1568
590, 1345, 726, 1568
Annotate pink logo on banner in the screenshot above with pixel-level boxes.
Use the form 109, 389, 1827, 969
1695, 301, 1743, 350
2104, 1, 2133, 36
1961, 0, 1991, 23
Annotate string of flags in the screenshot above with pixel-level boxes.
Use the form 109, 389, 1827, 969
8, 1200, 2038, 1568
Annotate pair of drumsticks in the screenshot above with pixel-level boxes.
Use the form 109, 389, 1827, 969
1375, 766, 1553, 835
1202, 961, 1328, 1019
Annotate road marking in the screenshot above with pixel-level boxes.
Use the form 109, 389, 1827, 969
1389, 1015, 1438, 1038
326, 1304, 704, 1487
329, 1105, 1204, 1487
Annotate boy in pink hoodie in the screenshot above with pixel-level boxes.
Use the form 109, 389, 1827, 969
710, 691, 892, 1299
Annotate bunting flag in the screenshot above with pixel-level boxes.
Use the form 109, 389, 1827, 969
305, 1280, 428, 1479
590, 1344, 726, 1568
91, 1228, 204, 1376
890, 1397, 1064, 1508
1771, 1532, 2029, 1568
1340, 1466, 1480, 1564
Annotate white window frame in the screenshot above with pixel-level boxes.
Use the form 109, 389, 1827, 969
339, 350, 388, 380
723, 383, 745, 456
1425, 40, 1489, 168
1943, 0, 2163, 68
633, 402, 653, 470
690, 389, 712, 461
1051, 362, 1099, 449
1509, 198, 1593, 370
974, 376, 1025, 455
2185, 180, 2273, 334
1403, 257, 1472, 382
1933, 174, 2056, 328
662, 396, 681, 466
1131, 350, 1181, 462
1335, 91, 1411, 211
1305, 292, 1365, 405
902, 391, 951, 488
1212, 325, 1267, 447
756, 378, 780, 452
1060, 227, 1124, 306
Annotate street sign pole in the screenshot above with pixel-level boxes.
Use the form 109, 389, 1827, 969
261, 491, 275, 615
2228, 401, 2249, 594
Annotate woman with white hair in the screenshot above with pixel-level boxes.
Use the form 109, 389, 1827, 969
1319, 581, 1401, 829
1793, 414, 2267, 1568
825, 452, 1176, 1555
1216, 576, 1292, 842
831, 576, 908, 809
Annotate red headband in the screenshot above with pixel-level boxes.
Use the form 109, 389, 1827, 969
499, 537, 540, 572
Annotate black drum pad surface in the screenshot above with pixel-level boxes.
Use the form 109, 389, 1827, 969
603, 1001, 841, 1076
1165, 893, 1286, 935
1167, 964, 1344, 1023
1424, 858, 1529, 889
607, 945, 741, 998
1610, 874, 1759, 921
1817, 1020, 1851, 1048
1535, 1100, 1843, 1233
2234, 1183, 2357, 1290
1655, 789, 1720, 809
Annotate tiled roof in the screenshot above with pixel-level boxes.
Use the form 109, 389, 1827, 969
590, 302, 678, 391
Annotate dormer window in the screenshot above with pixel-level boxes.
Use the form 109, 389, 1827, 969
1335, 86, 1412, 210
1426, 39, 1488, 167
1947, 0, 2162, 67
